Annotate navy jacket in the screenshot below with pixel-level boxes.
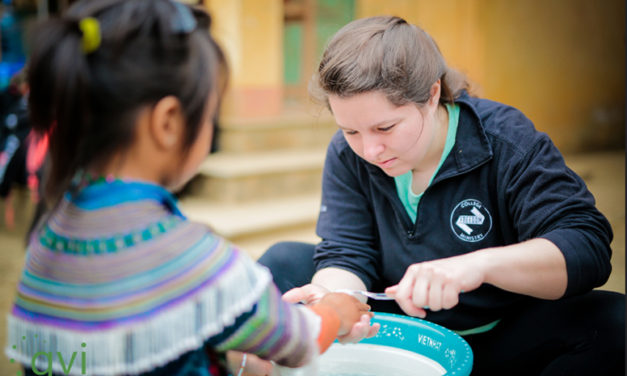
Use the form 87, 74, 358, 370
314, 93, 613, 330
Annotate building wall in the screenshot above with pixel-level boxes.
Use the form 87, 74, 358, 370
357, 0, 625, 152
205, 0, 284, 119
204, 0, 624, 152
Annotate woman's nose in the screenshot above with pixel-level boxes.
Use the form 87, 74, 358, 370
363, 136, 385, 161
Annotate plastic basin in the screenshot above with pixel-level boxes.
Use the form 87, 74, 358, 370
273, 312, 473, 376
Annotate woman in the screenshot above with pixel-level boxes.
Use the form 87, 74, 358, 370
259, 16, 624, 375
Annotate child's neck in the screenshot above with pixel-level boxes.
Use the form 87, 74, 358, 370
89, 151, 164, 186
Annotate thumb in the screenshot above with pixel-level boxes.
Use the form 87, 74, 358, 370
384, 285, 399, 295
282, 287, 308, 303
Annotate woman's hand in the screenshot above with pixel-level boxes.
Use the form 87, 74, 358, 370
386, 240, 568, 317
282, 283, 329, 305
282, 284, 380, 343
226, 351, 273, 376
385, 254, 485, 318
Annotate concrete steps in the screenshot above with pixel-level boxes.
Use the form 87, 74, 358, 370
180, 192, 321, 259
187, 148, 326, 203
180, 192, 321, 239
179, 108, 336, 257
217, 108, 337, 153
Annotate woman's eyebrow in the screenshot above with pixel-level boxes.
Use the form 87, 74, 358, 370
337, 118, 401, 130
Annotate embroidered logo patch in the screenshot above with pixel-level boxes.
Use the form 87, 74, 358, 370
450, 199, 492, 242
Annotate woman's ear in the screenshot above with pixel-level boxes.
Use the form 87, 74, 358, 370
149, 96, 185, 151
429, 79, 441, 106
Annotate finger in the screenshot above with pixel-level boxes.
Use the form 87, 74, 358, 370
367, 322, 381, 338
282, 287, 307, 303
442, 282, 460, 310
395, 267, 417, 301
339, 325, 369, 343
410, 267, 431, 309
394, 266, 428, 318
283, 284, 326, 304
384, 285, 398, 296
426, 272, 444, 311
337, 314, 372, 343
398, 302, 427, 318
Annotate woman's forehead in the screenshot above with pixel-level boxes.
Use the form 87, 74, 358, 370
329, 92, 417, 129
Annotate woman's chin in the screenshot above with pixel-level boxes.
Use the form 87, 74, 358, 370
379, 165, 410, 177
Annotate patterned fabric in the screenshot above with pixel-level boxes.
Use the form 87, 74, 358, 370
6, 180, 320, 375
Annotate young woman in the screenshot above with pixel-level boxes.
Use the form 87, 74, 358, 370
260, 16, 625, 375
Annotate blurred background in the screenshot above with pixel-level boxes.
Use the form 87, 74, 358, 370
0, 0, 624, 374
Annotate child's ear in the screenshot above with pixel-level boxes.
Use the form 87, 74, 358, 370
149, 96, 185, 151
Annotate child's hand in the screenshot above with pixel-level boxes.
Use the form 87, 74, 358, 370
317, 292, 372, 336
337, 313, 380, 343
226, 351, 272, 376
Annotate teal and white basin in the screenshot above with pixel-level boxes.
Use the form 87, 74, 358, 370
274, 312, 473, 376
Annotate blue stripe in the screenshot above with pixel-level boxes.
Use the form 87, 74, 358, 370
67, 181, 185, 218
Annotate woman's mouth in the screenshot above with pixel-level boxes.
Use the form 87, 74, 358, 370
377, 158, 397, 169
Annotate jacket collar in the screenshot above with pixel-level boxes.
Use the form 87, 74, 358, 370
365, 92, 493, 188
437, 92, 493, 182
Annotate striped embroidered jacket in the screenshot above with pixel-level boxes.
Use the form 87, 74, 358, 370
6, 180, 321, 375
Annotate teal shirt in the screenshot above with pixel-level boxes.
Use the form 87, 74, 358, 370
392, 103, 501, 336
395, 103, 460, 223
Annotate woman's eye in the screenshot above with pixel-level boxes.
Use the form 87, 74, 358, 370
379, 124, 395, 132
344, 130, 358, 135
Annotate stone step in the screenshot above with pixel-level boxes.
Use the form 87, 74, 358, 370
217, 108, 337, 153
229, 223, 320, 261
179, 191, 321, 240
187, 148, 326, 203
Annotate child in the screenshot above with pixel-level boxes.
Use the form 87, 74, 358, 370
5, 1, 371, 375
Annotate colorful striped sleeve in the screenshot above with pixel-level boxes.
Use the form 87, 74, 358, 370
210, 273, 325, 368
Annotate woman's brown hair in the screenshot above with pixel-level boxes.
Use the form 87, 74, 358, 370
311, 16, 469, 109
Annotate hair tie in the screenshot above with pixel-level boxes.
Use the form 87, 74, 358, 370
79, 17, 101, 54
170, 0, 197, 33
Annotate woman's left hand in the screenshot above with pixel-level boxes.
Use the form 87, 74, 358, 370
385, 254, 485, 317
282, 283, 380, 343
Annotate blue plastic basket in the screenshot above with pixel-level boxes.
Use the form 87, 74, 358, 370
359, 312, 473, 376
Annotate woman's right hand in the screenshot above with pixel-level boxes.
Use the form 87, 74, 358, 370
282, 283, 329, 305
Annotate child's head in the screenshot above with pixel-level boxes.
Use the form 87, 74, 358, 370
310, 16, 468, 110
27, 0, 227, 201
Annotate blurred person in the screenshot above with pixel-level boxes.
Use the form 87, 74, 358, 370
6, 1, 372, 375
259, 16, 625, 376
0, 68, 48, 230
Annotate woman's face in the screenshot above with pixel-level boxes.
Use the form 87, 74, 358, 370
328, 90, 440, 177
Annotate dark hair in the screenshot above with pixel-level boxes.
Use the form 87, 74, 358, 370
27, 0, 227, 203
310, 16, 469, 109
